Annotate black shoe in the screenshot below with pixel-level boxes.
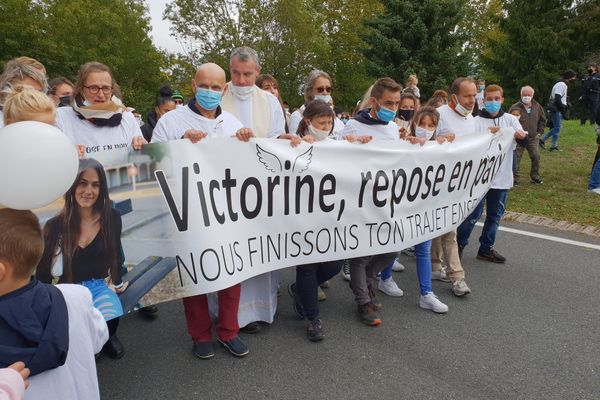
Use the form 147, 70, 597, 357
138, 305, 158, 319
287, 283, 305, 319
240, 321, 262, 334
538, 139, 546, 149
458, 245, 464, 259
549, 146, 560, 152
477, 249, 506, 264
218, 336, 249, 357
192, 341, 214, 359
307, 318, 324, 342
103, 335, 125, 359
531, 176, 543, 184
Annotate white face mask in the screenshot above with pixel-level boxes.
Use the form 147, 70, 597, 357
415, 126, 435, 140
521, 96, 533, 104
452, 95, 473, 117
314, 94, 332, 104
308, 123, 330, 141
230, 83, 254, 100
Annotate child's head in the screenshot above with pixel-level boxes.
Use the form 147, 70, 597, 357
406, 74, 418, 87
0, 209, 44, 289
297, 99, 335, 140
510, 108, 522, 118
410, 106, 440, 140
3, 86, 56, 125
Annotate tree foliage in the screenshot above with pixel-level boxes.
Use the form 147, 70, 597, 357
0, 0, 167, 114
362, 0, 470, 98
164, 0, 381, 109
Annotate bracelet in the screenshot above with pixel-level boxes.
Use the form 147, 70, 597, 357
114, 282, 124, 289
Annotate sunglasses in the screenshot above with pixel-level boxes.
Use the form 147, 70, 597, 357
315, 86, 333, 94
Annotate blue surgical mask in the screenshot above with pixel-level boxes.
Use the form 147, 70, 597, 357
196, 88, 222, 110
376, 103, 396, 123
484, 100, 501, 114
479, 85, 485, 91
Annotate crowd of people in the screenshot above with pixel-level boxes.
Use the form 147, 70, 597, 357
0, 48, 598, 400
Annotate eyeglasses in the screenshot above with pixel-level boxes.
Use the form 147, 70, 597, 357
315, 86, 333, 94
84, 85, 113, 95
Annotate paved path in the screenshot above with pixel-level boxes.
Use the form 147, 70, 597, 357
97, 219, 600, 400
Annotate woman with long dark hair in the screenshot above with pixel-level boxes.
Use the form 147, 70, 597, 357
37, 158, 127, 359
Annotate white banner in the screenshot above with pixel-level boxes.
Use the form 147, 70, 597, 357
152, 128, 514, 297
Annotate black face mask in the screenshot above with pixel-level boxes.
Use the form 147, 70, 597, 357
398, 109, 414, 121
58, 95, 72, 107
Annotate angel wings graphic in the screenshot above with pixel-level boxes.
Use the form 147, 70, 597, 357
256, 144, 313, 174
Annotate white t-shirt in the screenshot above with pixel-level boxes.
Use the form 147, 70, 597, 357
436, 104, 475, 137
474, 112, 523, 190
151, 105, 243, 143
288, 106, 345, 138
230, 91, 285, 138
550, 81, 568, 106
476, 91, 485, 110
26, 284, 108, 400
341, 118, 400, 142
56, 107, 142, 156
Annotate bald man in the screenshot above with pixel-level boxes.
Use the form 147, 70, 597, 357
151, 63, 251, 359
151, 63, 254, 143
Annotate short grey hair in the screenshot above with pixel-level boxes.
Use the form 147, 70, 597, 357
303, 69, 332, 103
520, 85, 535, 95
230, 47, 261, 69
0, 62, 48, 107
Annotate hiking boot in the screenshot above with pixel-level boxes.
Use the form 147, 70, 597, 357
287, 283, 305, 319
342, 260, 351, 281
358, 303, 382, 326
531, 176, 543, 184
431, 269, 451, 282
451, 279, 472, 297
538, 139, 546, 149
307, 318, 324, 342
477, 248, 506, 263
419, 292, 449, 313
218, 336, 249, 357
378, 277, 404, 297
392, 258, 405, 272
192, 341, 215, 359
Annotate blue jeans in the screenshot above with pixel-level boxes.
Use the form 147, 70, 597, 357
380, 241, 432, 295
542, 111, 563, 148
457, 189, 508, 253
296, 260, 342, 320
589, 158, 600, 190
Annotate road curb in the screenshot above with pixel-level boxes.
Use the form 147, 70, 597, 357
122, 211, 169, 235
503, 210, 600, 238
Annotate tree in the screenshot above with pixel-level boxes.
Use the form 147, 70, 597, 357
1, 0, 167, 114
480, 0, 575, 102
164, 0, 381, 110
362, 0, 470, 99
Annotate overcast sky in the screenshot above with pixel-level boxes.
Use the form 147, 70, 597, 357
147, 0, 182, 54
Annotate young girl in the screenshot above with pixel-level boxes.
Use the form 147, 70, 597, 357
403, 74, 421, 99
288, 100, 369, 341
37, 158, 128, 358
379, 107, 451, 312
2, 86, 56, 126
396, 92, 419, 138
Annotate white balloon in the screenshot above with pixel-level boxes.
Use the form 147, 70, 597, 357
0, 121, 79, 210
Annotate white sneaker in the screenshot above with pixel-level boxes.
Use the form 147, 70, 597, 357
342, 260, 351, 281
589, 188, 600, 195
419, 292, 449, 313
452, 279, 471, 297
378, 277, 404, 297
392, 259, 405, 272
431, 269, 450, 282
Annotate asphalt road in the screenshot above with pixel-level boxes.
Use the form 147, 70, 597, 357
98, 220, 600, 400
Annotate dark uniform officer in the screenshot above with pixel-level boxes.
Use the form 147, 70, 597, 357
580, 63, 600, 125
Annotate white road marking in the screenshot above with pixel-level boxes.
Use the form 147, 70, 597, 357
475, 222, 600, 251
